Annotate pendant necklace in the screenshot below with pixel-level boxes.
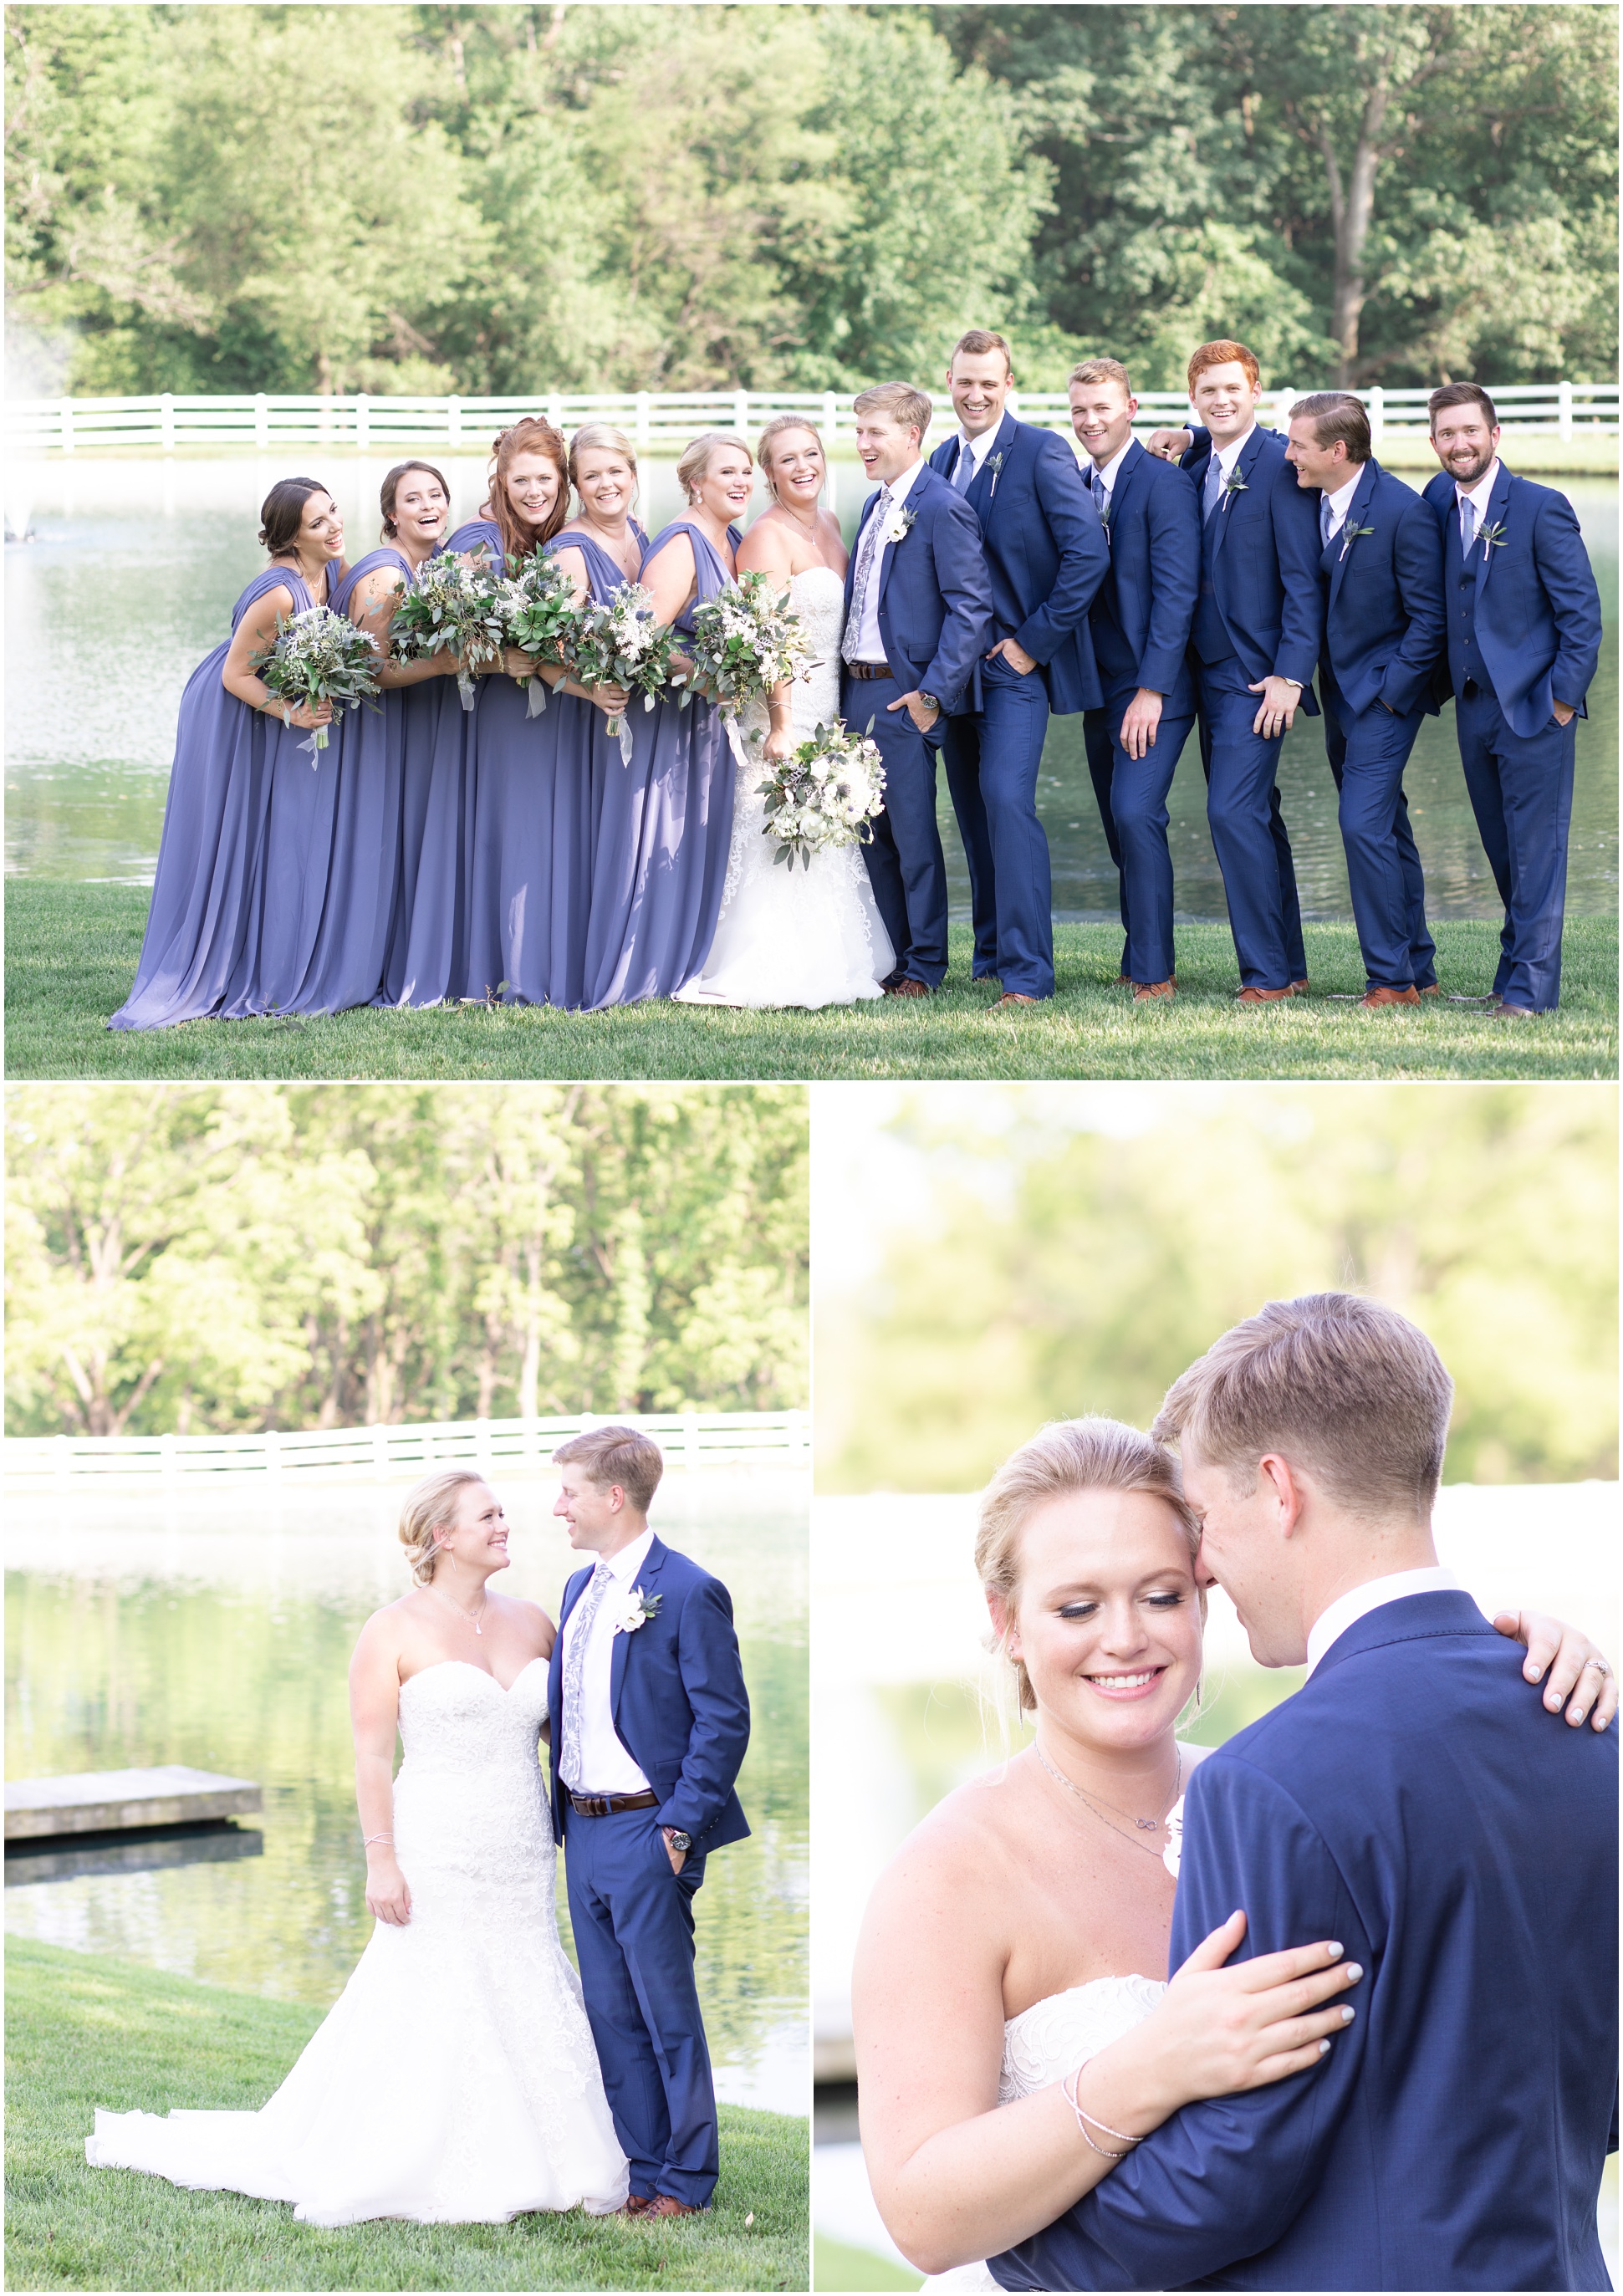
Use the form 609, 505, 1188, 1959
430, 1579, 487, 1636
1035, 1741, 1182, 1860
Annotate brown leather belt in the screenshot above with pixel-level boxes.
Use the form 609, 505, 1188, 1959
569, 1788, 659, 1817
844, 660, 893, 681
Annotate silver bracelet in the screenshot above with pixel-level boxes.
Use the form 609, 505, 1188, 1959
363, 1832, 393, 1846
1062, 2065, 1141, 2158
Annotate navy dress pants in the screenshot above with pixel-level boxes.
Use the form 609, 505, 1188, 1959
563, 1804, 717, 2206
850, 671, 950, 987
1084, 688, 1197, 987
1195, 652, 1307, 990
1455, 685, 1577, 1010
1321, 683, 1436, 991
941, 656, 1054, 998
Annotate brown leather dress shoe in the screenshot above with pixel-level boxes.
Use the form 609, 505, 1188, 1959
643, 2194, 707, 2218
996, 991, 1039, 1008
883, 977, 931, 997
1418, 983, 1442, 997
1493, 1002, 1539, 1021
1358, 985, 1421, 1008
620, 2194, 656, 2217
1112, 973, 1132, 987
1235, 986, 1294, 1004
1288, 978, 1310, 994
1133, 979, 1175, 1003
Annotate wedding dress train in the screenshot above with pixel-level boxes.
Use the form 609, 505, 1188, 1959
86, 1658, 628, 2226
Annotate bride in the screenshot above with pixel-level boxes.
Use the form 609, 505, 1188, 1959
87, 1470, 629, 2227
853, 1416, 1615, 2285
673, 417, 895, 1008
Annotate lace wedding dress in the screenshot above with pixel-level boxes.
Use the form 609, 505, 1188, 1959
86, 1659, 628, 2226
921, 1973, 1168, 2290
673, 564, 896, 1007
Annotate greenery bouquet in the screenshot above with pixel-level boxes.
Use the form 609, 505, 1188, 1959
498, 553, 584, 718
559, 581, 676, 763
757, 717, 886, 870
679, 570, 812, 726
251, 605, 380, 761
388, 547, 508, 709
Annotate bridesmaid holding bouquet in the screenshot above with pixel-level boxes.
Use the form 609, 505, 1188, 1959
110, 479, 345, 1031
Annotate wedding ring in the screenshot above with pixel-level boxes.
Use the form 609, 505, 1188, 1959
1582, 1656, 1610, 1677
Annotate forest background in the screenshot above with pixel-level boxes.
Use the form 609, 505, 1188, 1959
6, 3, 1617, 404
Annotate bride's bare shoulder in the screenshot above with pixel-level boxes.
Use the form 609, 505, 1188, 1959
737, 509, 796, 579
876, 1759, 1036, 1902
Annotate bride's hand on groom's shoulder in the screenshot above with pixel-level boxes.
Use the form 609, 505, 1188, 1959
1493, 1610, 1616, 1731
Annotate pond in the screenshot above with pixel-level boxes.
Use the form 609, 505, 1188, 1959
5, 1465, 809, 2116
7, 453, 1615, 921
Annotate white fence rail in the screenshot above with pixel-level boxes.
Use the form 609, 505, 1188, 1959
3, 1411, 810, 1486
6, 382, 1616, 456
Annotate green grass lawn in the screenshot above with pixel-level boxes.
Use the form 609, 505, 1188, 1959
6, 881, 1615, 1081
5, 1939, 808, 2292
813, 2232, 921, 2290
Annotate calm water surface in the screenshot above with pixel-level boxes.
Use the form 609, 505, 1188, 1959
5, 1467, 809, 2115
5, 455, 1615, 920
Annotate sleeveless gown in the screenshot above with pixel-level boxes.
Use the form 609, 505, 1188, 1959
578, 520, 738, 1009
85, 1658, 627, 2227
673, 564, 894, 1007
921, 1974, 1167, 2291
110, 565, 329, 1030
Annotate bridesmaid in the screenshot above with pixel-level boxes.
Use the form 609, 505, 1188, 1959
110, 478, 345, 1030
579, 430, 753, 1009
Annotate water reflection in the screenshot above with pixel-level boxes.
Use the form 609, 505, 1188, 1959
4, 1467, 809, 2113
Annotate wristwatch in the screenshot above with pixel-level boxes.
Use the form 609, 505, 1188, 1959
918, 692, 942, 714
666, 1829, 693, 1855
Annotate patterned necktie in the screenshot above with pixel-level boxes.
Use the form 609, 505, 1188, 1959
1460, 494, 1478, 556
842, 486, 891, 664
559, 1559, 615, 1788
1202, 454, 1224, 524
1320, 495, 1334, 548
1093, 467, 1110, 540
953, 439, 977, 495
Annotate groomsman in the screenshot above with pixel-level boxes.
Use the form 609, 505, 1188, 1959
1069, 358, 1200, 1001
928, 330, 1108, 1006
1422, 384, 1603, 1014
1178, 341, 1324, 1001
842, 382, 993, 994
1283, 392, 1447, 1007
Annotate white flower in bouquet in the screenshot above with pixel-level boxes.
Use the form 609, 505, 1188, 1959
559, 582, 676, 763
388, 545, 508, 711
756, 717, 887, 870
250, 605, 380, 763
682, 569, 813, 722
498, 554, 584, 718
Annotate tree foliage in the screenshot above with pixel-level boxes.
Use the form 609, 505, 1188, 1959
5, 1085, 809, 1436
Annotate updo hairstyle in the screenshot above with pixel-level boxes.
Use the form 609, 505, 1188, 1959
567, 422, 639, 500
676, 431, 752, 506
486, 418, 569, 570
258, 477, 331, 558
975, 1417, 1200, 1714
398, 1468, 489, 1586
380, 460, 451, 543
756, 416, 824, 503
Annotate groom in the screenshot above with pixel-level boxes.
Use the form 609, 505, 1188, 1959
991, 1293, 1617, 2292
548, 1425, 751, 2219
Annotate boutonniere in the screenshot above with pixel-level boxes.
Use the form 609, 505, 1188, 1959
1340, 523, 1375, 560
615, 1586, 663, 1635
987, 449, 1005, 498
1477, 519, 1508, 550
879, 502, 917, 546
1220, 470, 1248, 508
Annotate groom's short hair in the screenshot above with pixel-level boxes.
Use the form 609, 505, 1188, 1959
950, 329, 1013, 375
854, 382, 932, 441
552, 1424, 664, 1513
1069, 357, 1134, 397
1152, 1293, 1454, 1523
1187, 338, 1261, 394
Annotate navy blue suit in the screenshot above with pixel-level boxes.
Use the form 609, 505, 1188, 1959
929, 415, 1109, 998
1081, 439, 1201, 985
842, 463, 993, 987
1183, 425, 1324, 990
1315, 460, 1446, 990
549, 1536, 750, 2206
991, 1591, 1618, 2291
1423, 463, 1603, 1008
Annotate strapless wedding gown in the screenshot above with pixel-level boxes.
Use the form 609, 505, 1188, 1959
673, 564, 895, 1007
922, 1973, 1168, 2291
86, 1659, 628, 2226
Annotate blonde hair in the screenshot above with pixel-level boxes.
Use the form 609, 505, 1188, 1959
757, 416, 823, 500
568, 423, 639, 497
853, 382, 932, 441
1152, 1293, 1453, 1523
676, 431, 752, 505
398, 1469, 488, 1586
1069, 357, 1134, 396
551, 1423, 665, 1513
951, 329, 1013, 375
975, 1418, 1198, 1715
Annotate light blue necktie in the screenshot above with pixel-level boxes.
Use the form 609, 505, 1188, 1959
1092, 467, 1110, 539
559, 1559, 615, 1788
953, 439, 977, 495
1460, 495, 1478, 556
1202, 455, 1224, 524
1320, 495, 1334, 548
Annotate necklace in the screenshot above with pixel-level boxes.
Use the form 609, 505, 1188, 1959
1034, 1742, 1182, 1860
428, 1579, 488, 1635
776, 500, 821, 538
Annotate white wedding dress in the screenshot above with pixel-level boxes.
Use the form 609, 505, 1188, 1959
86, 1658, 628, 2226
673, 564, 896, 1007
921, 1973, 1168, 2291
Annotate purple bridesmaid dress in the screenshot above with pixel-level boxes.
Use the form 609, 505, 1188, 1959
578, 520, 739, 1010
110, 565, 328, 1030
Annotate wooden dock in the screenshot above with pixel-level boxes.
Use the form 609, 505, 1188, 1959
4, 1766, 263, 1841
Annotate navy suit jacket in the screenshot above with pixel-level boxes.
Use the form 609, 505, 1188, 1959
1085, 436, 1200, 713
928, 411, 1109, 715
991, 1593, 1618, 2292
547, 1535, 751, 1855
1422, 464, 1603, 737
1317, 460, 1446, 718
843, 462, 993, 717
1183, 425, 1323, 715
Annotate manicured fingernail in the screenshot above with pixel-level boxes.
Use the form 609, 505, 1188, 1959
1345, 1964, 1363, 1982
1326, 1941, 1344, 1958
1526, 1664, 1541, 1681
1340, 2005, 1355, 2022
1318, 2038, 1331, 2054
1546, 1693, 1561, 1708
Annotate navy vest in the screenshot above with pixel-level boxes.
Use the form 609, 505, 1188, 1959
1443, 511, 1486, 697
1192, 497, 1233, 663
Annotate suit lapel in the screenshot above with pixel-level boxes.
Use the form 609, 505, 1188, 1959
1476, 461, 1513, 595
1327, 460, 1380, 614
608, 1534, 666, 1721
965, 411, 1018, 518
1211, 426, 1264, 567
876, 466, 926, 610
1106, 436, 1146, 531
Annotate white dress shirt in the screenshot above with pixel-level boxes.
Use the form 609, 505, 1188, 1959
560, 1527, 655, 1792
1212, 422, 1257, 486
1304, 1565, 1462, 1678
851, 454, 927, 665
1089, 436, 1134, 504
1320, 468, 1363, 542
1455, 458, 1502, 550
950, 425, 1001, 487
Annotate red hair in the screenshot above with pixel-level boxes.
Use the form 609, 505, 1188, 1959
486, 418, 569, 569
1187, 339, 1261, 395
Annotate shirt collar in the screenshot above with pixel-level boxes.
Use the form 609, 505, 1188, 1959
600, 1527, 656, 1585
1457, 458, 1501, 515
1093, 437, 1134, 492
955, 424, 1001, 472
1214, 421, 1258, 476
1304, 1565, 1461, 1676
885, 456, 926, 508
1325, 468, 1363, 518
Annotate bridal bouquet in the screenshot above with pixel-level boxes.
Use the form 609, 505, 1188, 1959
559, 581, 675, 764
251, 605, 380, 761
388, 546, 508, 709
679, 570, 812, 723
757, 717, 886, 870
498, 553, 584, 717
